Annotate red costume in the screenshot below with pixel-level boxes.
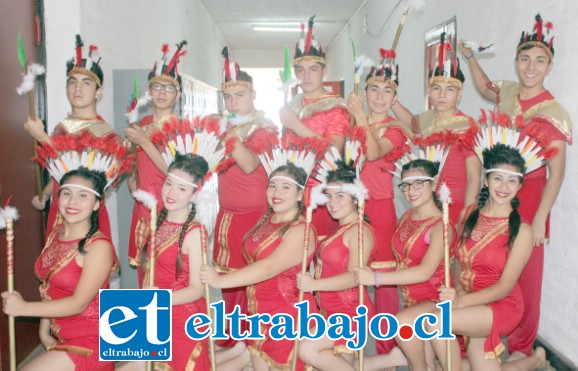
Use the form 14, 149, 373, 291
412, 110, 478, 225
392, 209, 452, 307
285, 93, 350, 237
213, 113, 278, 347
127, 115, 170, 284
144, 220, 210, 370
46, 117, 120, 241
315, 222, 376, 355
243, 217, 317, 369
35, 223, 117, 370
494, 80, 572, 355
457, 214, 524, 360
363, 117, 411, 354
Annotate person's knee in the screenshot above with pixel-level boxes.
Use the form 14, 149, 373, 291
298, 340, 316, 363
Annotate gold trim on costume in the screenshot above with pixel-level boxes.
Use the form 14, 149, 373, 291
428, 76, 462, 90
370, 260, 397, 269
286, 93, 347, 121
57, 117, 115, 137
294, 56, 325, 66
221, 80, 253, 91
48, 344, 93, 356
370, 120, 414, 140
516, 41, 553, 60
366, 76, 398, 89
150, 75, 180, 89
214, 212, 233, 271
416, 110, 473, 138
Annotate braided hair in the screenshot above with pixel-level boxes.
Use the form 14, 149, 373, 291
141, 153, 209, 277
244, 163, 306, 242
460, 143, 526, 248
401, 159, 442, 210
326, 161, 370, 223
59, 167, 106, 254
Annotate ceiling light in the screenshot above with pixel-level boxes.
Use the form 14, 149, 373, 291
252, 25, 301, 33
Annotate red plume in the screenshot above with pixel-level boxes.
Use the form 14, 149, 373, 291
166, 40, 187, 76
75, 34, 84, 67
479, 109, 487, 125
535, 14, 543, 41
161, 43, 169, 56
305, 16, 315, 54
438, 32, 446, 73
545, 21, 553, 32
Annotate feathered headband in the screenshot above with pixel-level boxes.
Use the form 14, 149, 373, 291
66, 34, 103, 86
221, 46, 252, 90
294, 15, 325, 66
474, 110, 552, 174
391, 142, 451, 179
366, 48, 398, 87
517, 14, 554, 59
313, 128, 368, 201
149, 40, 187, 88
34, 131, 132, 191
258, 137, 328, 189
429, 32, 464, 88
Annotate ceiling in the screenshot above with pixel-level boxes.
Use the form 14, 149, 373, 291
200, 0, 367, 51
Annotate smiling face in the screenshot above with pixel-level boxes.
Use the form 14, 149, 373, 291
400, 168, 435, 209
222, 85, 256, 116
515, 46, 552, 92
485, 165, 523, 207
162, 169, 197, 212
66, 73, 101, 110
428, 81, 461, 116
58, 176, 100, 225
266, 171, 303, 217
294, 60, 326, 95
324, 182, 357, 222
365, 80, 397, 115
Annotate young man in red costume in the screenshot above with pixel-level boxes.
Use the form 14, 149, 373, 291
213, 47, 279, 349
394, 33, 481, 228
125, 41, 187, 281
25, 35, 122, 241
279, 15, 351, 237
459, 14, 571, 360
347, 48, 411, 361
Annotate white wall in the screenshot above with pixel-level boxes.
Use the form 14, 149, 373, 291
326, 0, 577, 365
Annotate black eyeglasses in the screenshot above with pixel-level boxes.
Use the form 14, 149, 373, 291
398, 179, 431, 192
150, 83, 178, 93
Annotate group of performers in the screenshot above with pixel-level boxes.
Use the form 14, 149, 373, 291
0, 11, 571, 371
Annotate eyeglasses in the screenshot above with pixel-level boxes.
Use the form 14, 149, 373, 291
398, 179, 431, 192
150, 83, 178, 93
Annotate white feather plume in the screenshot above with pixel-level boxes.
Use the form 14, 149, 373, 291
16, 63, 46, 95
404, 0, 425, 11
438, 182, 452, 204
354, 54, 374, 77
309, 184, 328, 210
341, 179, 369, 202
132, 189, 157, 210
463, 40, 495, 54
195, 173, 219, 235
0, 215, 5, 229
1, 206, 20, 222
125, 91, 152, 124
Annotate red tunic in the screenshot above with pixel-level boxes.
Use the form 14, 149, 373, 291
243, 217, 317, 369
495, 80, 572, 355
413, 110, 478, 225
456, 214, 523, 360
144, 221, 210, 371
128, 115, 168, 268
315, 222, 375, 355
46, 116, 120, 242
285, 93, 351, 237
213, 115, 278, 348
392, 209, 451, 307
35, 224, 117, 370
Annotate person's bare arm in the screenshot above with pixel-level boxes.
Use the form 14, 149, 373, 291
458, 40, 497, 103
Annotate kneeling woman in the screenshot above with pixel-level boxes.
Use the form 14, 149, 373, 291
297, 160, 375, 370
201, 163, 317, 370
355, 158, 454, 370
428, 143, 546, 370
2, 168, 118, 370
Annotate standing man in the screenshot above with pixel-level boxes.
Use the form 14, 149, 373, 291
25, 35, 122, 240
213, 47, 279, 348
279, 15, 351, 237
125, 41, 187, 280
459, 14, 571, 360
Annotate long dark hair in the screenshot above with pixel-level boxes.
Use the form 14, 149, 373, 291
460, 143, 526, 248
59, 167, 106, 254
244, 163, 306, 241
401, 159, 442, 210
141, 153, 209, 277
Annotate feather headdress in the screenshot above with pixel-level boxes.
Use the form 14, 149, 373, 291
294, 15, 325, 65
221, 46, 252, 90
66, 35, 103, 86
518, 14, 554, 59
429, 32, 464, 88
149, 40, 187, 88
366, 48, 398, 87
391, 142, 451, 179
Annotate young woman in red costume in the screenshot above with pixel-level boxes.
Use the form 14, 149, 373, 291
459, 14, 571, 359
125, 41, 187, 283
296, 147, 375, 370
201, 162, 317, 370
2, 168, 118, 370
348, 47, 412, 360
24, 35, 123, 241
427, 143, 546, 370
355, 158, 454, 370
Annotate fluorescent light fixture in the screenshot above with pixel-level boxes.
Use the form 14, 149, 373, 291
252, 25, 301, 32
